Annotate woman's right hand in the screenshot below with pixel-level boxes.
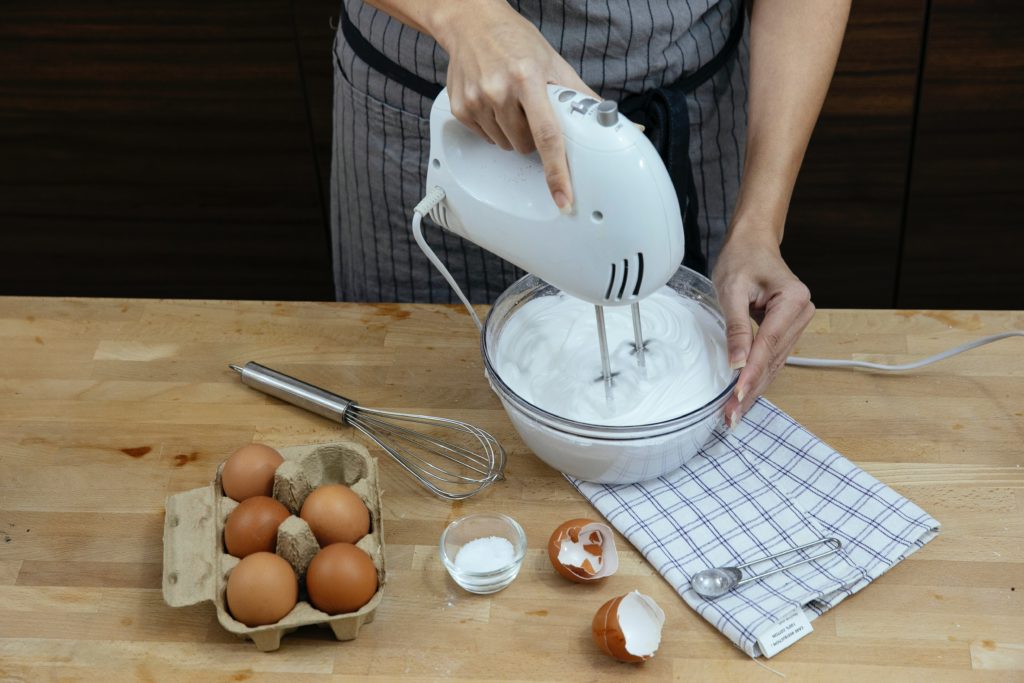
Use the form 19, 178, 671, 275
429, 0, 598, 212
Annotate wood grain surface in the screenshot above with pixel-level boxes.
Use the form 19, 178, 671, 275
0, 297, 1021, 682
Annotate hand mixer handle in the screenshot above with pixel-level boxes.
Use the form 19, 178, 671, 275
229, 362, 354, 424
424, 84, 683, 305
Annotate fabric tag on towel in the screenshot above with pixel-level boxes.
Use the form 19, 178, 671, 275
566, 398, 940, 657
755, 607, 813, 657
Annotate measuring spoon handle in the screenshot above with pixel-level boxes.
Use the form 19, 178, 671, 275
735, 537, 843, 587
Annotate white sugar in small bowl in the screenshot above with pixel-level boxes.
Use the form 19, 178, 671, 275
440, 513, 527, 594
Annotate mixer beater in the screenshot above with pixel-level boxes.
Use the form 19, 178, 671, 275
594, 303, 647, 385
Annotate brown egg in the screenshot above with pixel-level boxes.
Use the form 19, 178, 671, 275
592, 591, 665, 663
306, 543, 378, 614
547, 518, 619, 582
224, 496, 291, 558
221, 443, 284, 502
300, 484, 370, 546
226, 551, 298, 627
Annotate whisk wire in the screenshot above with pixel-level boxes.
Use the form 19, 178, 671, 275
351, 410, 494, 472
348, 421, 474, 497
357, 405, 497, 441
348, 413, 493, 483
348, 420, 501, 500
352, 405, 506, 477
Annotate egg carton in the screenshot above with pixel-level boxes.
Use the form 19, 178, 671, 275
162, 441, 385, 651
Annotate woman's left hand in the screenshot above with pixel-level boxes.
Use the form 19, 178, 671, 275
712, 232, 815, 429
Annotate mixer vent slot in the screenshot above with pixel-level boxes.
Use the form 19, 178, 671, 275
605, 253, 645, 302
617, 259, 629, 300
633, 252, 644, 296
430, 204, 450, 229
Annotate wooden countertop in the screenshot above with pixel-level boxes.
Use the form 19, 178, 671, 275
0, 297, 1021, 681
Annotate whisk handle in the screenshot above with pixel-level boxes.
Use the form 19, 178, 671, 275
230, 361, 354, 424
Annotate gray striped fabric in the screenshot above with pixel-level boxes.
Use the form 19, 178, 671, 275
331, 0, 748, 303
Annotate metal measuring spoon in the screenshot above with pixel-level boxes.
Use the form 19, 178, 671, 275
691, 537, 843, 599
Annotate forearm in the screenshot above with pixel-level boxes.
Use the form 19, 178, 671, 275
730, 0, 850, 245
360, 0, 512, 49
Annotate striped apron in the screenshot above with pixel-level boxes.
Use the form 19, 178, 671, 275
331, 0, 749, 303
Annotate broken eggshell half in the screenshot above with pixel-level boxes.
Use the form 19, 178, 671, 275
547, 518, 619, 582
591, 591, 666, 663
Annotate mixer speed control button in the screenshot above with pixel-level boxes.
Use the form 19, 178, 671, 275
596, 100, 619, 127
571, 97, 598, 115
557, 89, 576, 102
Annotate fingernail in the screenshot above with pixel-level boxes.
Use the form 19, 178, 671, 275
736, 387, 745, 403
728, 410, 740, 431
729, 353, 747, 370
553, 191, 572, 214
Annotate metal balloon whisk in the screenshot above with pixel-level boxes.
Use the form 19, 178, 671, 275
230, 362, 505, 500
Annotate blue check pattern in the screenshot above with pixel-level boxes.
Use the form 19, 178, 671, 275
567, 398, 940, 657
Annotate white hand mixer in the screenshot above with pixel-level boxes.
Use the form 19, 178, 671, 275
412, 85, 685, 384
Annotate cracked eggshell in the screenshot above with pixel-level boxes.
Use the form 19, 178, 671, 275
592, 591, 665, 663
547, 518, 619, 582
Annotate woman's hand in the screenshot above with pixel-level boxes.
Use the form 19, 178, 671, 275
710, 0, 847, 427
712, 231, 815, 429
430, 1, 598, 212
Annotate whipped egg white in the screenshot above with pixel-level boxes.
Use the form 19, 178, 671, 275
493, 288, 731, 426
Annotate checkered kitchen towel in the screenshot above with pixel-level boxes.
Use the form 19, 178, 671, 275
567, 398, 940, 657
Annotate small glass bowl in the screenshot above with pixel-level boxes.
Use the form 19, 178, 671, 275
439, 513, 527, 594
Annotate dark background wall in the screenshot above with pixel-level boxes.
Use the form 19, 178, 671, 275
1, 0, 1021, 308
0, 0, 336, 301
783, 0, 1023, 310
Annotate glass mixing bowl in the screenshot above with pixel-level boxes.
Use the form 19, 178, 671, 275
481, 266, 739, 484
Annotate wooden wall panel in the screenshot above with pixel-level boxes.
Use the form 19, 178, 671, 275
0, 1, 333, 301
898, 0, 1024, 309
783, 0, 926, 307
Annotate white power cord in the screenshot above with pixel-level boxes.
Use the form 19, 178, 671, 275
412, 187, 483, 331
786, 331, 1023, 371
